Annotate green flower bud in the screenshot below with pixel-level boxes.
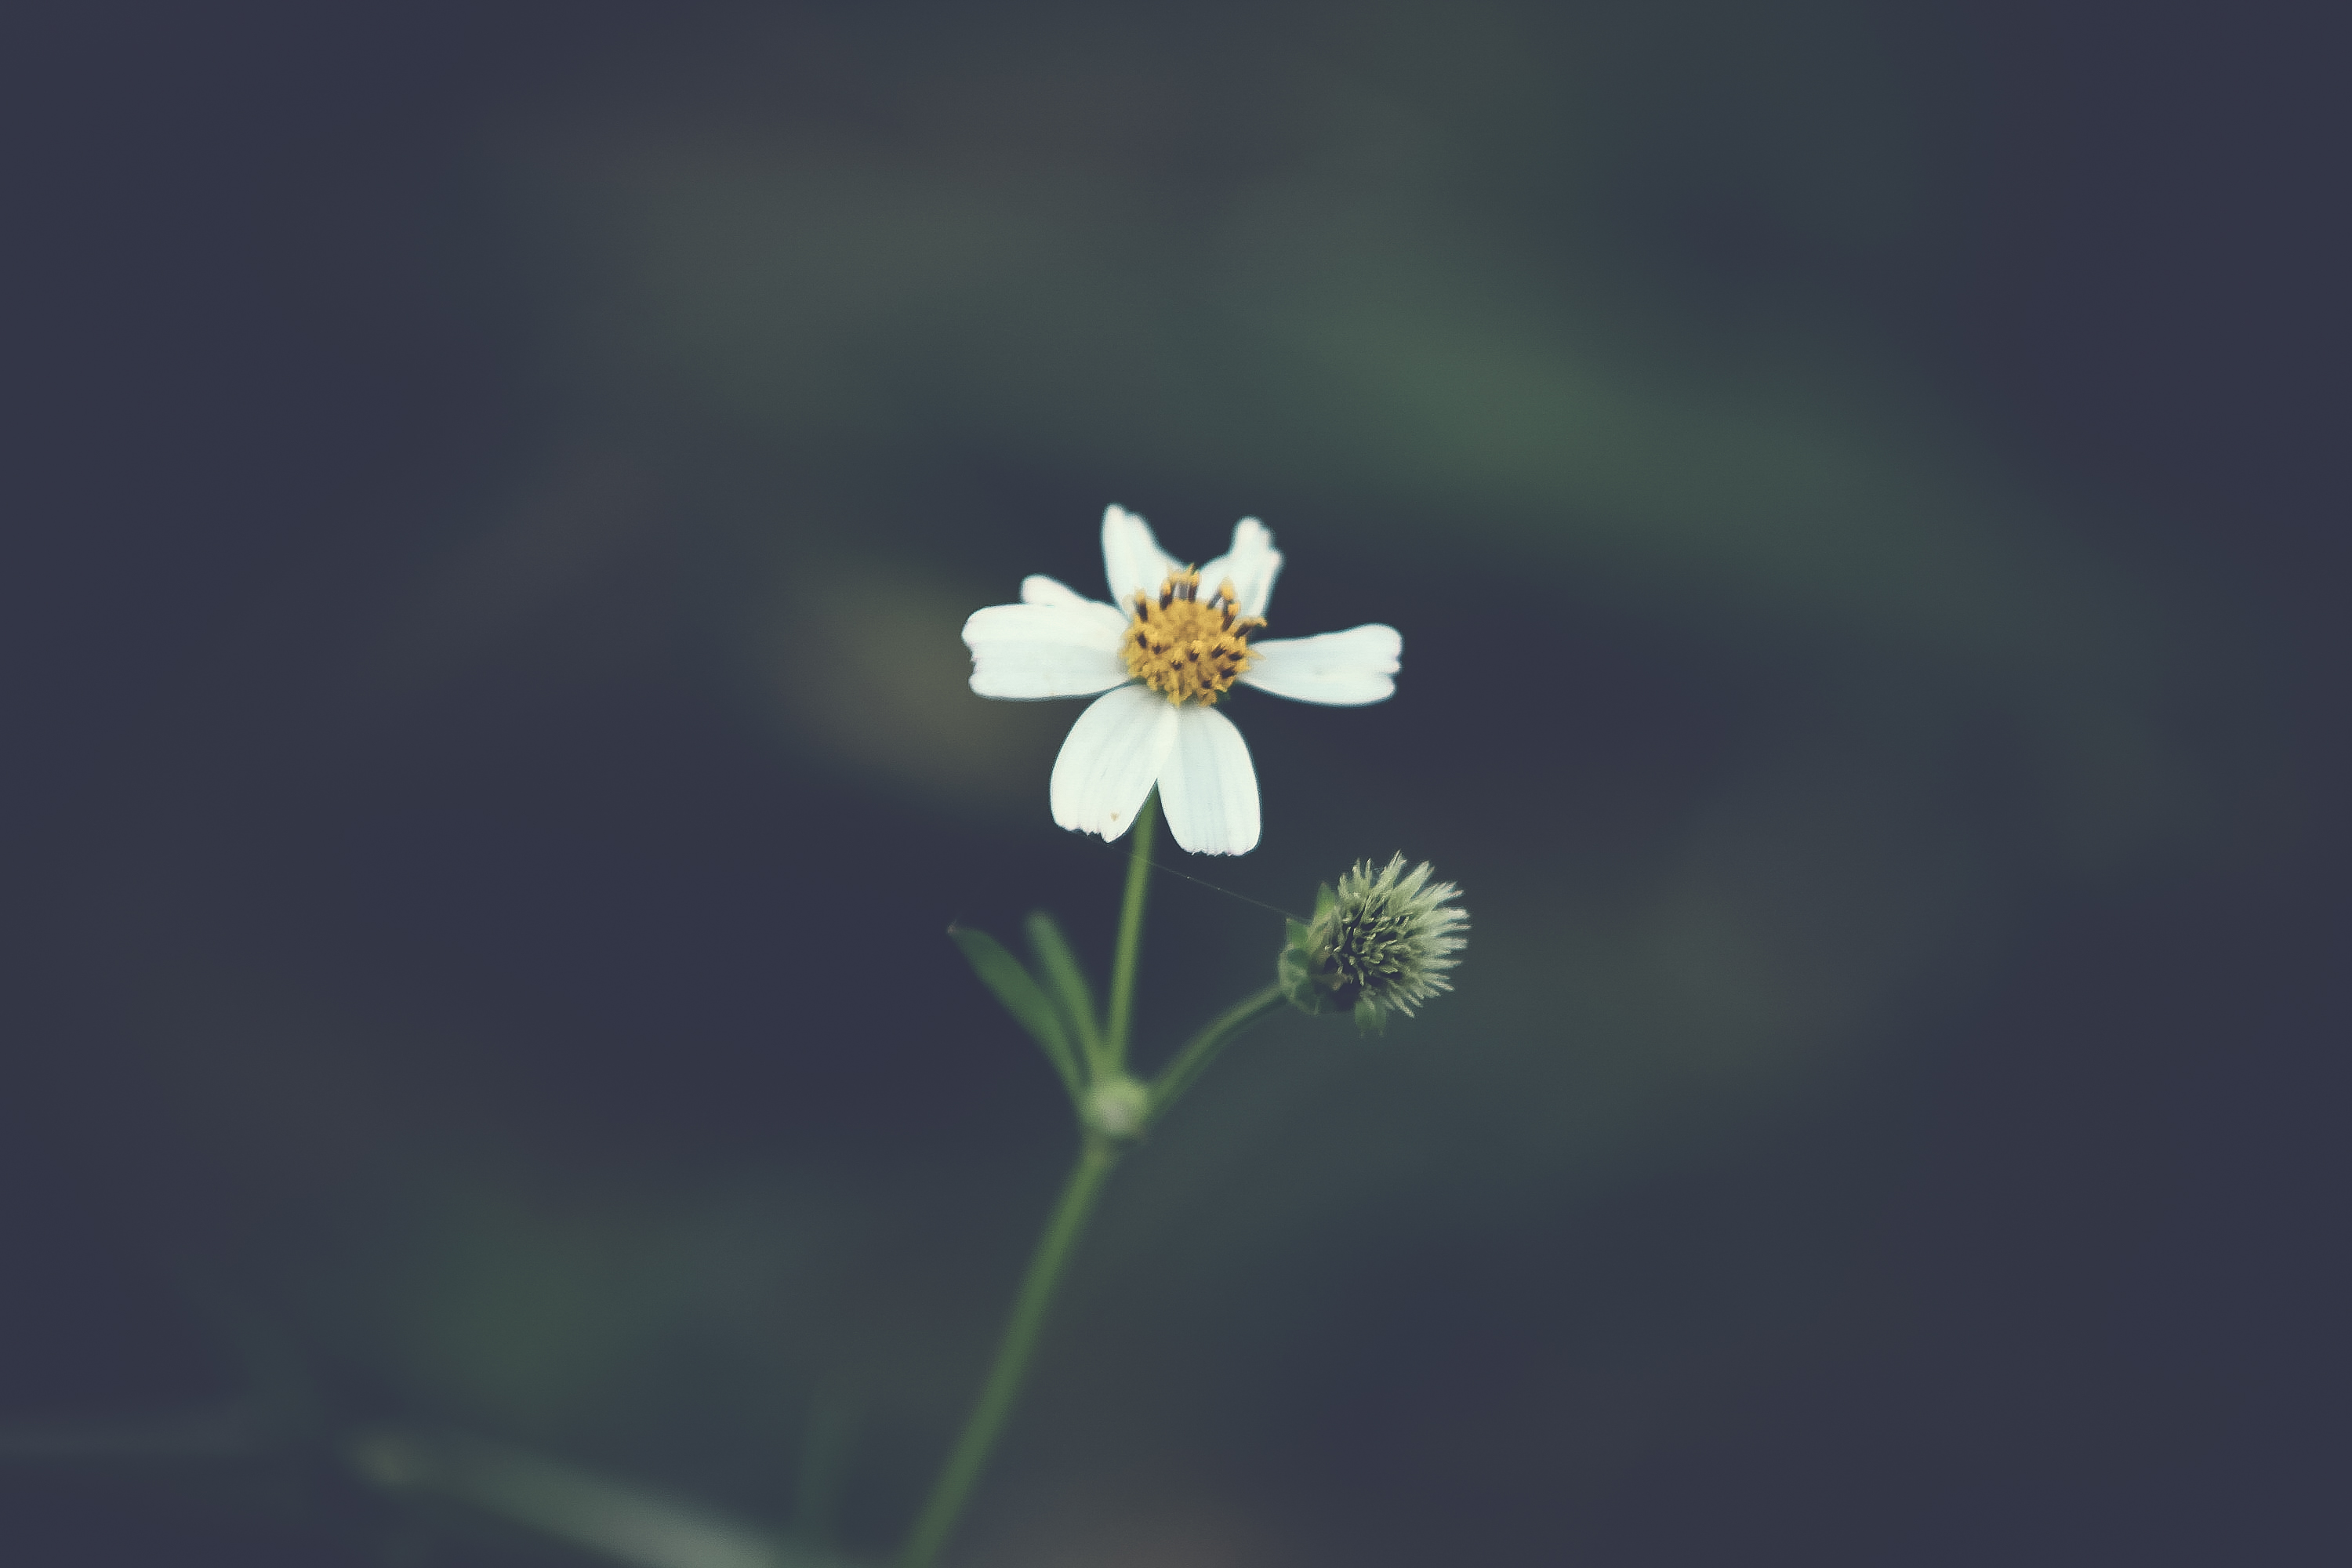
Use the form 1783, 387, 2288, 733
1279, 854, 1468, 1033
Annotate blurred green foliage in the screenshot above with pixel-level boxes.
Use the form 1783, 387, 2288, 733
7, 2, 2339, 1564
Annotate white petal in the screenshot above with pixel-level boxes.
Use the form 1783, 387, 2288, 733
1051, 684, 1179, 840
1197, 517, 1283, 619
1020, 575, 1130, 639
1238, 624, 1402, 706
1158, 704, 1260, 855
1101, 504, 1176, 612
964, 603, 1129, 699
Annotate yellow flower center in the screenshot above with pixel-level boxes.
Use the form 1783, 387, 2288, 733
1120, 569, 1266, 706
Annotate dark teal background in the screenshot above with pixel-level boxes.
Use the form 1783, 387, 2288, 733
5, 2, 2344, 1563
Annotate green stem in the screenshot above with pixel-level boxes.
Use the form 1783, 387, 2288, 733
895, 1137, 1120, 1568
1103, 791, 1159, 1069
1145, 984, 1288, 1131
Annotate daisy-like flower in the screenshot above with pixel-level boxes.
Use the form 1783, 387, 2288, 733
963, 505, 1402, 855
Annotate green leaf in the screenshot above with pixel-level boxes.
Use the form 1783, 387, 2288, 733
1284, 918, 1311, 950
1023, 910, 1105, 1068
1352, 994, 1386, 1035
1313, 882, 1338, 922
1279, 948, 1324, 1014
349, 1426, 851, 1568
949, 926, 1081, 1101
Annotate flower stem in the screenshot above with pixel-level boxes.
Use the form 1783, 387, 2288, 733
895, 1136, 1120, 1568
1146, 984, 1288, 1130
1104, 790, 1159, 1070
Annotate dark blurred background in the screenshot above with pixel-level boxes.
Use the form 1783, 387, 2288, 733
5, 2, 2345, 1563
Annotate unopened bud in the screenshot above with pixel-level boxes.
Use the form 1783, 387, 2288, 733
1279, 854, 1468, 1033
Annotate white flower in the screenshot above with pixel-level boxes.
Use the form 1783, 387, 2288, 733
963, 505, 1403, 855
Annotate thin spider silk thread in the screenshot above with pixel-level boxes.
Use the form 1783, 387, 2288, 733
1128, 850, 1305, 924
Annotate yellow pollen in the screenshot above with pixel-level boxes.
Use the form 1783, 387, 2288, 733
1120, 569, 1265, 706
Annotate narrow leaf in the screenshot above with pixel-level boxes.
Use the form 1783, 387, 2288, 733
1278, 948, 1323, 1014
949, 926, 1081, 1100
1024, 910, 1105, 1067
